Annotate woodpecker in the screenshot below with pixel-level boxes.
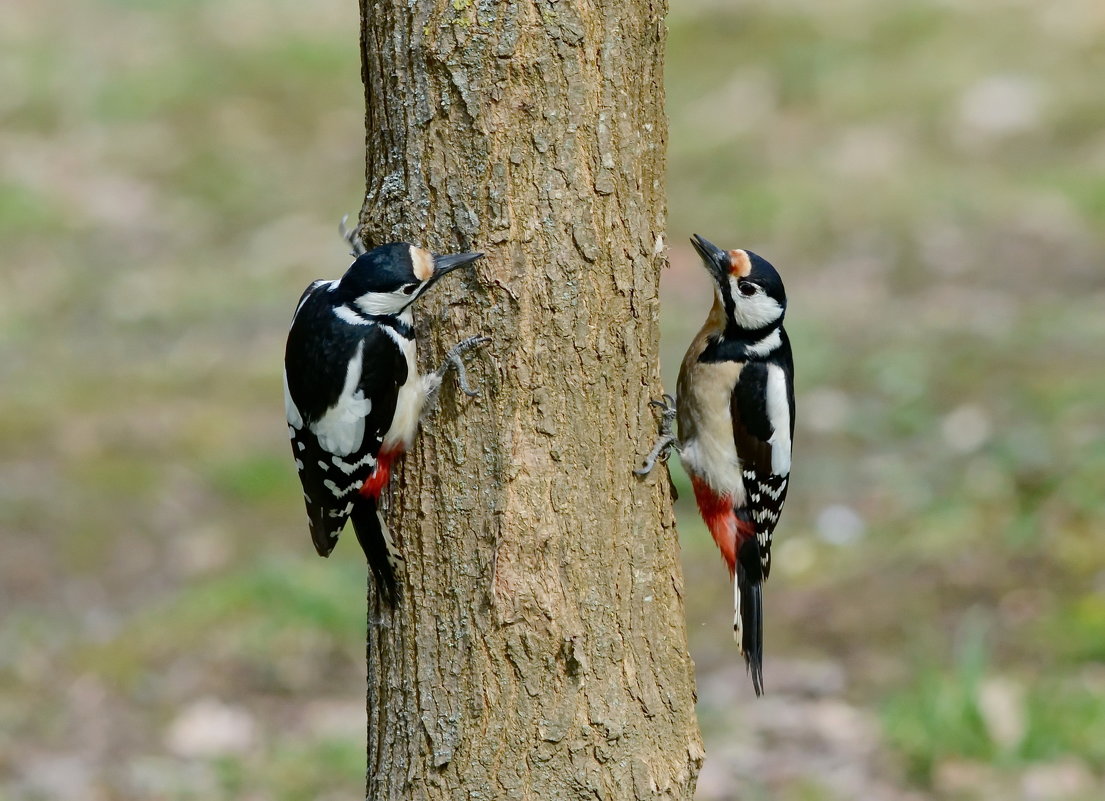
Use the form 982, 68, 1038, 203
284, 230, 487, 605
637, 234, 794, 695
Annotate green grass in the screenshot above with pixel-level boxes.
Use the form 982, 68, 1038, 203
885, 617, 1105, 785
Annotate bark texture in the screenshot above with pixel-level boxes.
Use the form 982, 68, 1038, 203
357, 2, 702, 798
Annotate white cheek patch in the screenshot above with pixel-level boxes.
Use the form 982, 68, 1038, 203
729, 277, 783, 329
355, 290, 411, 316
410, 246, 434, 282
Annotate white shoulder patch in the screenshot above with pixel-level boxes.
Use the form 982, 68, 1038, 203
765, 364, 792, 476
309, 341, 373, 456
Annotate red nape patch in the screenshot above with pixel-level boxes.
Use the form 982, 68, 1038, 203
691, 476, 738, 576
359, 448, 401, 499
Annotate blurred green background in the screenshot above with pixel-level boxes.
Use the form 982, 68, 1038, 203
2, 0, 1103, 799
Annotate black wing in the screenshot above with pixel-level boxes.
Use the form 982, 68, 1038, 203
730, 337, 795, 581
284, 288, 407, 555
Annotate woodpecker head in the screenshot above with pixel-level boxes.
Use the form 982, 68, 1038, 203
336, 242, 483, 316
691, 234, 786, 333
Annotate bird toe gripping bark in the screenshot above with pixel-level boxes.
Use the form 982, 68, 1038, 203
432, 335, 491, 401
634, 393, 680, 476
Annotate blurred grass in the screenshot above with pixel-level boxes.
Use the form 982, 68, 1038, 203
2, 0, 1105, 799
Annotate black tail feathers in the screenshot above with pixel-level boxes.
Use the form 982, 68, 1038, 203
350, 496, 402, 607
308, 504, 340, 558
736, 539, 765, 696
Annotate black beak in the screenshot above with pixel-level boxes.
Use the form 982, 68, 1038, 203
423, 251, 484, 292
433, 251, 483, 275
690, 234, 729, 283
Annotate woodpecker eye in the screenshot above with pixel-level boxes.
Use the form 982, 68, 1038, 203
401, 284, 418, 295
738, 281, 758, 297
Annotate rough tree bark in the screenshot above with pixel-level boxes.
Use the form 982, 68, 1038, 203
356, 2, 702, 798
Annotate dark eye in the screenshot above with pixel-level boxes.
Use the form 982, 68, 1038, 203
401, 284, 418, 295
738, 282, 758, 297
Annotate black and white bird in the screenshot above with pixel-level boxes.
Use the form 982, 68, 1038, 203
637, 234, 795, 695
284, 232, 487, 604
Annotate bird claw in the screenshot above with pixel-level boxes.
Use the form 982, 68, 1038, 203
634, 393, 680, 476
649, 393, 677, 422
437, 335, 491, 398
339, 214, 367, 257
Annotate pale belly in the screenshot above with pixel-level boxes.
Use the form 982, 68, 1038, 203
677, 357, 746, 504
381, 333, 423, 451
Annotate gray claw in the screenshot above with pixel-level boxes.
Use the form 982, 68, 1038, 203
634, 393, 680, 476
439, 335, 491, 398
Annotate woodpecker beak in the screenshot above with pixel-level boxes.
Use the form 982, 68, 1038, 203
433, 251, 483, 276
690, 234, 730, 283
422, 251, 483, 293
427, 251, 482, 285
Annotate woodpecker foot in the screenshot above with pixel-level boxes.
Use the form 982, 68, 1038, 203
434, 335, 491, 399
634, 394, 680, 476
339, 214, 367, 257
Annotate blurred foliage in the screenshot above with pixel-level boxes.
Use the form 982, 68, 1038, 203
2, 0, 1104, 799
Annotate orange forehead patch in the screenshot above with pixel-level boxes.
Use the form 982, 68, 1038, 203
728, 249, 751, 277
410, 246, 434, 281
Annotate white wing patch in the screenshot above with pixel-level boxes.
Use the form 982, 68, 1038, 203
765, 364, 792, 476
309, 341, 372, 456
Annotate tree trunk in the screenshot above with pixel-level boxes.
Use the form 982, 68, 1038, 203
357, 2, 702, 798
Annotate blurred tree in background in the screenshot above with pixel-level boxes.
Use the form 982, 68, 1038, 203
1, 0, 1104, 800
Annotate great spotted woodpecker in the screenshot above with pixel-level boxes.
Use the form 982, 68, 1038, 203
637, 234, 794, 695
284, 227, 487, 604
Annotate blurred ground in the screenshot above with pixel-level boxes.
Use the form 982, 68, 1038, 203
2, 0, 1104, 799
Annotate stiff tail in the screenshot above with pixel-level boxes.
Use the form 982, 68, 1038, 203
734, 539, 765, 696
308, 504, 342, 558
350, 496, 403, 606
